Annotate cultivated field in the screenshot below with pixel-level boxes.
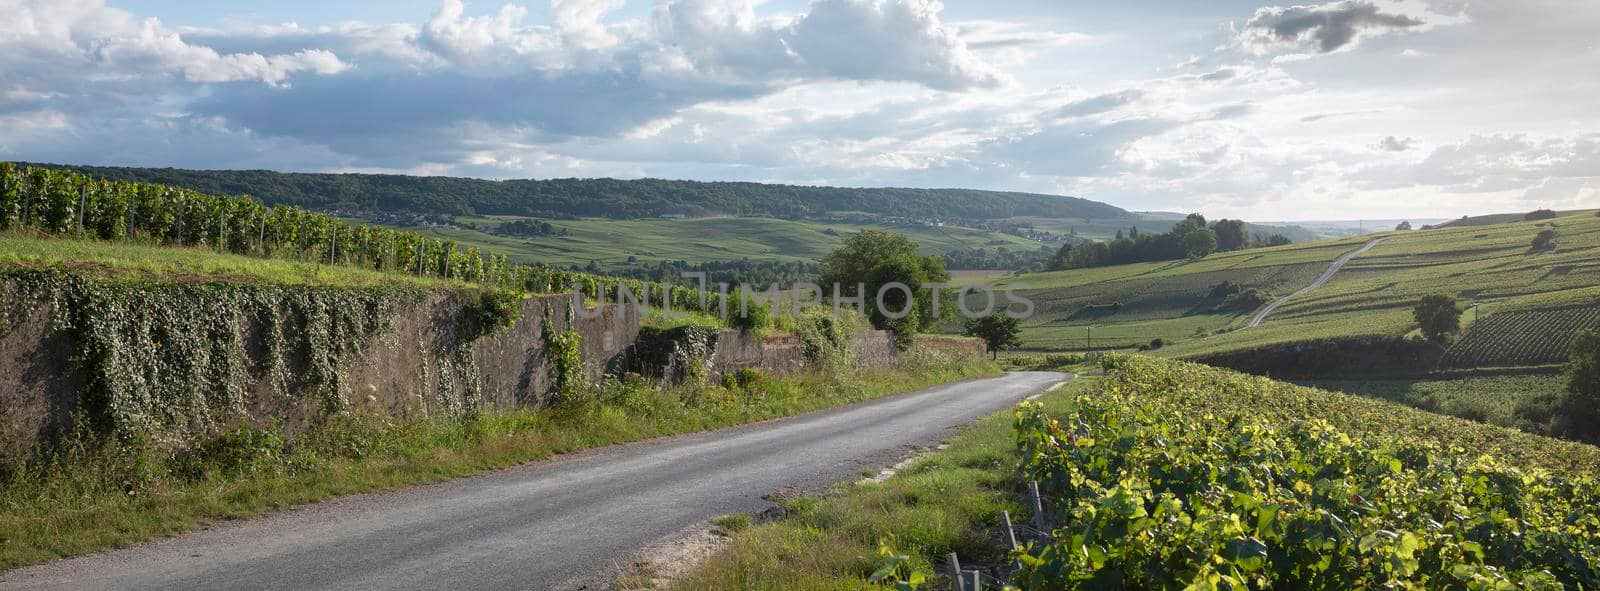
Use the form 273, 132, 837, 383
377, 215, 1047, 270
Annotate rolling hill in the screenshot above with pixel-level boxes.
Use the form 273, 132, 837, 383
27, 163, 1133, 222
996, 209, 1600, 358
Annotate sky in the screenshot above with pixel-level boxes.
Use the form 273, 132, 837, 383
1, 0, 1596, 220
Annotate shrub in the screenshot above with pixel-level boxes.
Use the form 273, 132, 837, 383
1525, 208, 1558, 221
1532, 229, 1558, 251
1149, 338, 1164, 350
1221, 288, 1270, 310
728, 297, 772, 332
721, 367, 766, 391
1556, 330, 1600, 441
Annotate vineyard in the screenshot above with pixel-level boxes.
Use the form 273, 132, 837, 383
1440, 304, 1600, 369
0, 163, 728, 315
1011, 356, 1600, 589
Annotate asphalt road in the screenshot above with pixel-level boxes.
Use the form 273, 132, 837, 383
1, 371, 1068, 591
1248, 237, 1387, 328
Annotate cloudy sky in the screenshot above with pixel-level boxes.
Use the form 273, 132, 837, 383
1, 0, 1596, 220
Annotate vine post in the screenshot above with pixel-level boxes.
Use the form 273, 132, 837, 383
77, 185, 86, 237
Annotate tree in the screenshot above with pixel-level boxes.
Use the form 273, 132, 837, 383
1532, 229, 1558, 251
1413, 294, 1462, 344
1211, 219, 1247, 251
1264, 234, 1292, 247
1557, 330, 1600, 441
1525, 209, 1558, 221
1184, 228, 1218, 259
1395, 221, 1413, 231
818, 230, 950, 346
965, 312, 1021, 360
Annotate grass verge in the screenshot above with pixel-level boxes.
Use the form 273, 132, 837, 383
668, 367, 1097, 590
0, 352, 998, 571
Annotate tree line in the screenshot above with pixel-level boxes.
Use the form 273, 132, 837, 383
28, 162, 1134, 222
0, 163, 733, 316
1048, 214, 1291, 270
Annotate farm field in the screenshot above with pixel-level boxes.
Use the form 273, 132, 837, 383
1157, 210, 1600, 358
377, 215, 1049, 271
0, 233, 464, 288
1439, 304, 1600, 369
990, 236, 1371, 350
1297, 372, 1568, 435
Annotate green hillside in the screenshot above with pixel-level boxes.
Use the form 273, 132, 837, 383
396, 215, 1046, 271
999, 210, 1600, 357
29, 162, 1132, 222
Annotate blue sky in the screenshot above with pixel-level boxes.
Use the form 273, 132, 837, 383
2, 0, 1596, 220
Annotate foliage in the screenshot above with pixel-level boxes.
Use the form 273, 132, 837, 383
458, 288, 525, 340
1556, 330, 1600, 441
964, 312, 1021, 359
1011, 357, 1600, 589
1050, 213, 1241, 270
1211, 219, 1247, 252
1395, 221, 1413, 231
868, 537, 926, 590
1439, 305, 1600, 369
818, 230, 950, 346
541, 306, 585, 405
728, 296, 773, 332
0, 270, 415, 444
28, 161, 1133, 222
0, 162, 734, 320
1413, 294, 1463, 344
1532, 228, 1558, 251
1525, 209, 1559, 221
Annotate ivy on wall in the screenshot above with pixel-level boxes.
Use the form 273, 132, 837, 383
0, 269, 512, 448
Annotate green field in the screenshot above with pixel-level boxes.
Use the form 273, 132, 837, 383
995, 210, 1600, 358
991, 236, 1371, 349
0, 233, 465, 288
377, 215, 1047, 270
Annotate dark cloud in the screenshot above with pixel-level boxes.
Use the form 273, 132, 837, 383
1378, 135, 1414, 151
1053, 90, 1144, 118
1243, 1, 1425, 53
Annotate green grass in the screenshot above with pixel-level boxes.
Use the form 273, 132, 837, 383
0, 354, 1000, 571
385, 216, 1045, 271
670, 371, 1100, 590
1296, 372, 1569, 435
0, 232, 468, 289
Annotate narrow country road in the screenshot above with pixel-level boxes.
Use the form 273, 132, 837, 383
1247, 238, 1387, 328
0, 371, 1068, 591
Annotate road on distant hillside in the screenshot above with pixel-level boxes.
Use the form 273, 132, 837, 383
0, 372, 1068, 591
1248, 237, 1387, 328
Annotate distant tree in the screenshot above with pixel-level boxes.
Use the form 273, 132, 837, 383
1115, 229, 1124, 240
1185, 228, 1218, 259
1129, 226, 1139, 238
1556, 330, 1600, 441
1395, 221, 1413, 231
1149, 338, 1165, 350
965, 312, 1022, 360
585, 259, 601, 273
1264, 234, 1292, 247
1525, 209, 1559, 221
1413, 294, 1463, 344
1532, 229, 1558, 251
1211, 219, 1248, 251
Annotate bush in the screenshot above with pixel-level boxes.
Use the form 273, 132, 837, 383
728, 298, 772, 332
1556, 330, 1600, 441
1525, 208, 1558, 221
721, 367, 766, 391
1221, 288, 1270, 310
1532, 229, 1558, 251
1149, 338, 1164, 350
